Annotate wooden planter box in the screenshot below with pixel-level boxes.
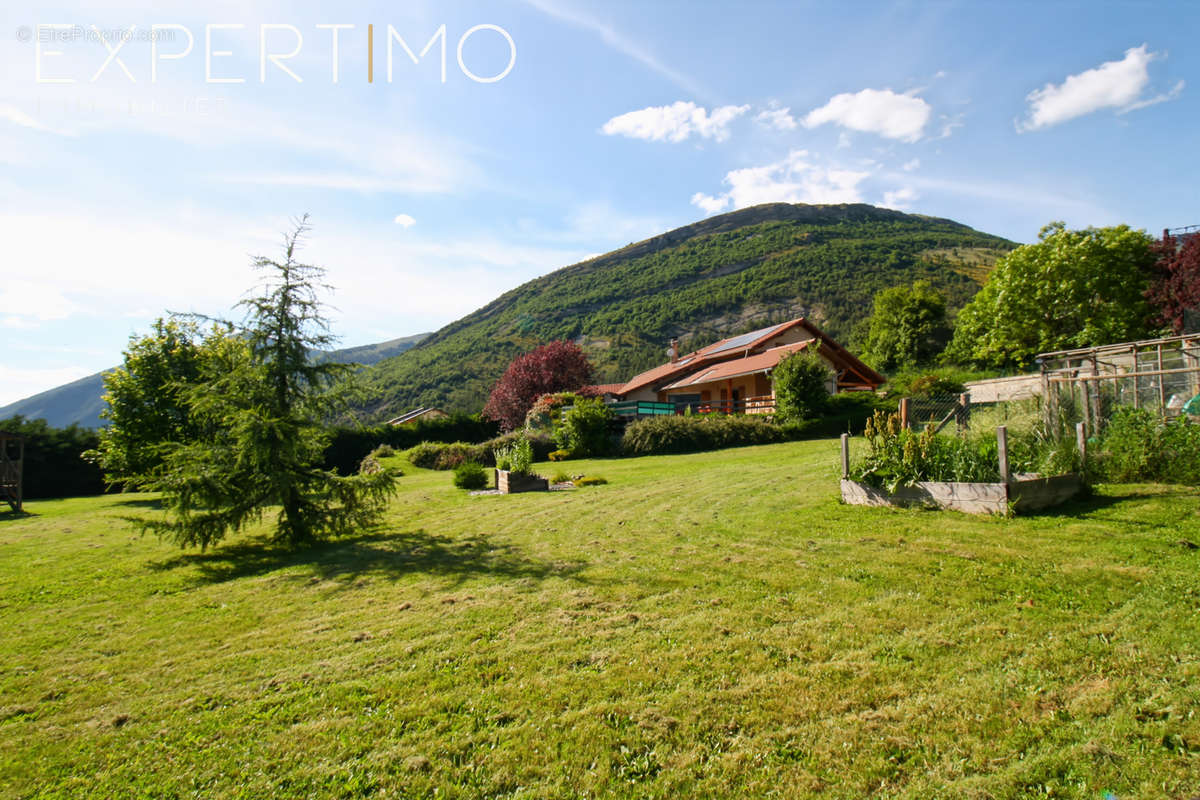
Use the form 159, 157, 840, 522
840, 473, 1084, 516
495, 469, 549, 494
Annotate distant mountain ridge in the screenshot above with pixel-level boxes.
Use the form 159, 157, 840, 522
0, 333, 431, 429
356, 202, 1015, 420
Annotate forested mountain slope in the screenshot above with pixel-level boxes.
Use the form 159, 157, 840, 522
359, 203, 1013, 419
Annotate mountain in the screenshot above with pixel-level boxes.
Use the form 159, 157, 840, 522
358, 203, 1015, 420
0, 333, 431, 429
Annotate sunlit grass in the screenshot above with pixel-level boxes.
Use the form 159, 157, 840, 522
2, 439, 1198, 798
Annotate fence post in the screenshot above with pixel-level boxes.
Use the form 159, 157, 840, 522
840, 433, 850, 480
997, 425, 1010, 485
1075, 421, 1087, 477
899, 397, 910, 430
958, 392, 971, 432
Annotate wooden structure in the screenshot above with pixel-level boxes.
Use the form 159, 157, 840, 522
617, 318, 884, 407
0, 432, 24, 512
1038, 335, 1200, 433
839, 426, 1085, 516
495, 469, 548, 494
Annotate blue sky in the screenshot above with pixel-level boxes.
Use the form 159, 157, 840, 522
0, 0, 1195, 406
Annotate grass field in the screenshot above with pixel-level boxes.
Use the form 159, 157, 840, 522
2, 439, 1199, 799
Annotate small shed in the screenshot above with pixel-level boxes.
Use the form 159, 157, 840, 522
0, 432, 24, 512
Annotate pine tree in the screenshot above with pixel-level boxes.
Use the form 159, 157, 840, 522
143, 217, 396, 549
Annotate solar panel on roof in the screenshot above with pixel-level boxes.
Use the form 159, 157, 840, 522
708, 323, 782, 355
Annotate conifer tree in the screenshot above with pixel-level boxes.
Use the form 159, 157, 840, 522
143, 217, 396, 549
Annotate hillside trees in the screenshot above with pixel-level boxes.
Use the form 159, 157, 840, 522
944, 222, 1158, 369
483, 341, 594, 431
860, 280, 951, 371
142, 218, 396, 549
1148, 231, 1200, 333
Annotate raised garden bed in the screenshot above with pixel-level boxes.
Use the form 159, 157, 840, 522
495, 469, 549, 494
838, 426, 1086, 516
840, 473, 1084, 515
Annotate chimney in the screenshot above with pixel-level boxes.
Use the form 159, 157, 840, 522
667, 338, 679, 363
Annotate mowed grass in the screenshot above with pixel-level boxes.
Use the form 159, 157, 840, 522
2, 439, 1199, 799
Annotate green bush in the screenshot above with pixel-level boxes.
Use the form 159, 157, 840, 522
0, 415, 105, 499
773, 350, 832, 422
452, 461, 489, 490
554, 397, 615, 457
322, 414, 499, 475
551, 470, 573, 484
621, 414, 786, 456
573, 476, 608, 487
548, 449, 570, 461
369, 443, 395, 459
405, 432, 553, 471
1096, 408, 1200, 484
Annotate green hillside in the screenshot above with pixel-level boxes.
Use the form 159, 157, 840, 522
360, 203, 1014, 419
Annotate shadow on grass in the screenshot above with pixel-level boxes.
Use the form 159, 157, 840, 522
0, 509, 36, 522
147, 527, 589, 588
1022, 485, 1199, 521
110, 497, 165, 510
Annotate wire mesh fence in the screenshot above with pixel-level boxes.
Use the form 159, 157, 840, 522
902, 394, 1044, 438
1040, 334, 1200, 434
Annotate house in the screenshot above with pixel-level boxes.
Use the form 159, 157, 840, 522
615, 318, 883, 413
387, 407, 449, 426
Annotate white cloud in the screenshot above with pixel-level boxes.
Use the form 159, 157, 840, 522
691, 150, 870, 215
1018, 44, 1182, 131
393, 214, 416, 228
602, 101, 750, 143
802, 88, 931, 142
755, 107, 797, 131
882, 187, 918, 210
690, 192, 730, 214
901, 158, 920, 172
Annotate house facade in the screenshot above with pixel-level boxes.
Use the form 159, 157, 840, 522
616, 318, 883, 412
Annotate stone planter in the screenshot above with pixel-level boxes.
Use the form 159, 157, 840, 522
840, 473, 1084, 516
495, 469, 549, 494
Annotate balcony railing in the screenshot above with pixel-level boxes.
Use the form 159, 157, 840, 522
606, 395, 776, 418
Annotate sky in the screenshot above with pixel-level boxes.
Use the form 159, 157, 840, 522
0, 0, 1196, 406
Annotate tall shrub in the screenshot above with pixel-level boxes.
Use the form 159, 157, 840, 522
773, 349, 832, 422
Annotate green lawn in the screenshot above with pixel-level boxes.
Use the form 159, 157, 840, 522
2, 439, 1198, 799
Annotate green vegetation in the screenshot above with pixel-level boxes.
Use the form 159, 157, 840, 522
85, 318, 219, 487
572, 475, 608, 487
772, 350, 833, 422
858, 280, 952, 371
0, 415, 103, 499
493, 436, 534, 476
360, 204, 1012, 419
851, 411, 1081, 491
945, 222, 1159, 370
1095, 409, 1200, 485
3, 440, 1199, 797
140, 219, 396, 550
620, 414, 789, 456
451, 461, 489, 490
554, 397, 616, 457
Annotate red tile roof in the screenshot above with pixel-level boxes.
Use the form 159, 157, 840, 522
618, 316, 884, 395
578, 383, 627, 396
660, 341, 812, 389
